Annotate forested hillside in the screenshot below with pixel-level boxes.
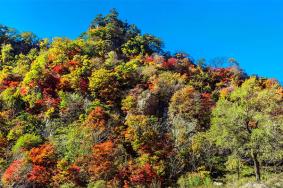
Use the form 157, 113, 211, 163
0, 10, 282, 188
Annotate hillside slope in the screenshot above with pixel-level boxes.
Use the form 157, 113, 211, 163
0, 10, 282, 187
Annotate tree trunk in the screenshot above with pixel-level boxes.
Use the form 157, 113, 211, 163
251, 149, 261, 181
237, 159, 240, 180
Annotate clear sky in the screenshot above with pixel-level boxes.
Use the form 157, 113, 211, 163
0, 0, 282, 82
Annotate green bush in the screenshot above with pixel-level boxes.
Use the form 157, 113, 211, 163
60, 183, 76, 188
12, 133, 42, 153
177, 169, 212, 187
87, 180, 107, 188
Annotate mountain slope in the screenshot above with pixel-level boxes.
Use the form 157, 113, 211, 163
0, 9, 282, 187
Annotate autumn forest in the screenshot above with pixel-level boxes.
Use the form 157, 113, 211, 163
0, 10, 282, 188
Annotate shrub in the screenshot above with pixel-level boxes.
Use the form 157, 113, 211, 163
2, 159, 29, 186
177, 168, 212, 187
150, 72, 186, 101
12, 133, 42, 153
29, 143, 56, 165
87, 180, 107, 188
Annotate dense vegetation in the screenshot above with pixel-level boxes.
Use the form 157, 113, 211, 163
0, 10, 282, 188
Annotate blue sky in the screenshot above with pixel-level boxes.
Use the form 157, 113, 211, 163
0, 0, 282, 82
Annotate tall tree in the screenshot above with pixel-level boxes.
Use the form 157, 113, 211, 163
209, 77, 283, 181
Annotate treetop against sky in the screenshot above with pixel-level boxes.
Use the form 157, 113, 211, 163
0, 0, 283, 82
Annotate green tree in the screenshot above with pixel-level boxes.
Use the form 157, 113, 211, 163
121, 34, 162, 58
1, 44, 13, 65
209, 77, 283, 181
